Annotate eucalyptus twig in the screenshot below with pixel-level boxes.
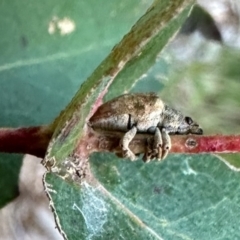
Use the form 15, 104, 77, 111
0, 126, 53, 158
0, 126, 239, 159
77, 131, 240, 158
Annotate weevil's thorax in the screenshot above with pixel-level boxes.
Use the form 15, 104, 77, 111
160, 105, 184, 133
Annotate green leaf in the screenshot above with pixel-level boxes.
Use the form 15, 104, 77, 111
46, 153, 240, 240
0, 0, 150, 206
0, 154, 22, 208
105, 1, 194, 101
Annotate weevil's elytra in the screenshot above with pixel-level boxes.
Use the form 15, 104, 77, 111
89, 93, 203, 161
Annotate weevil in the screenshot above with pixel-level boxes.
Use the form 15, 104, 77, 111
89, 93, 203, 162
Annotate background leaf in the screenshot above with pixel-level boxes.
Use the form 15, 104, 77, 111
0, 0, 151, 207
47, 153, 240, 240
0, 154, 22, 207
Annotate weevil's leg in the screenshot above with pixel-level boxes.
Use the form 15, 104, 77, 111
145, 127, 171, 161
143, 128, 171, 162
161, 128, 171, 160
153, 127, 163, 160
120, 126, 137, 161
143, 137, 154, 163
143, 128, 163, 162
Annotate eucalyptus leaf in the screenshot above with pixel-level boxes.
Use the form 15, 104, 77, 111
47, 153, 240, 240
0, 0, 150, 207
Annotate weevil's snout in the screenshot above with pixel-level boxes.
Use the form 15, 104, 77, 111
190, 125, 203, 135
176, 116, 203, 135
185, 116, 203, 135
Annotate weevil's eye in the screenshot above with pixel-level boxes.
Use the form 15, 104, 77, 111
185, 116, 193, 125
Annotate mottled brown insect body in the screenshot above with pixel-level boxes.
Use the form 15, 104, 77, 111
89, 93, 203, 161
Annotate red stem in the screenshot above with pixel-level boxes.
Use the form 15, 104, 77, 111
0, 126, 53, 158
0, 126, 240, 158
171, 135, 240, 153
79, 131, 240, 156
